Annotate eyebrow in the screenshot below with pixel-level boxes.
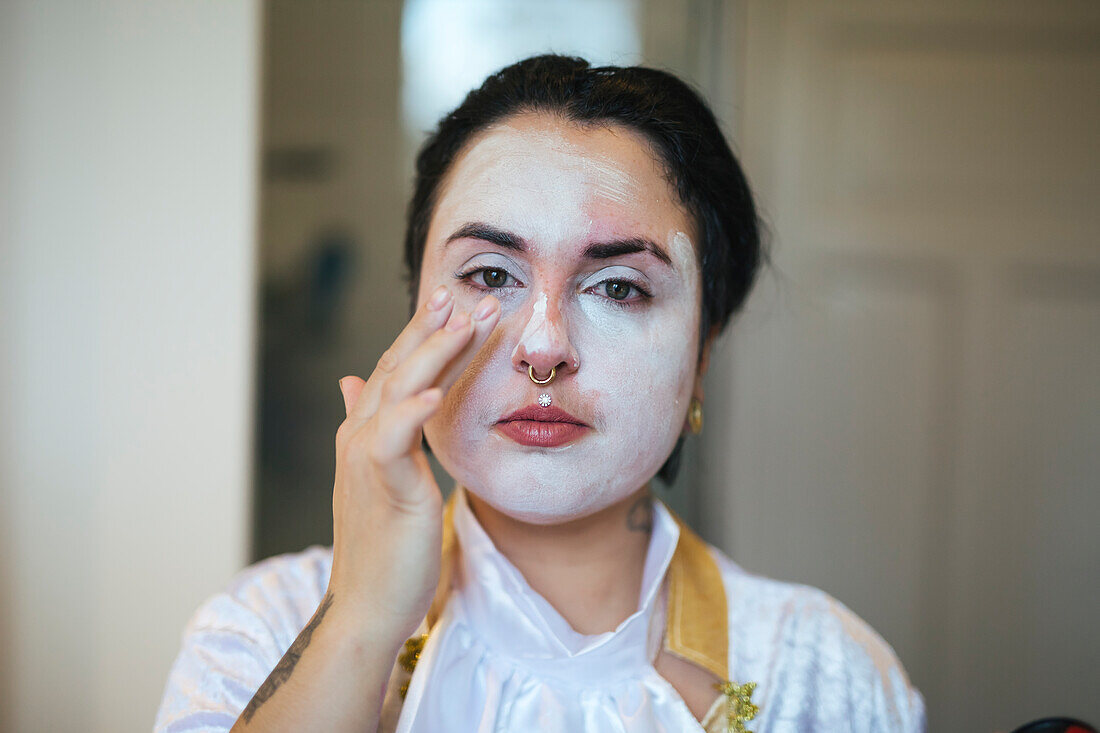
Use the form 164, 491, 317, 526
444, 222, 674, 269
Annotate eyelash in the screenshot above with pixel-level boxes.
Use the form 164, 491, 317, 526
452, 266, 653, 309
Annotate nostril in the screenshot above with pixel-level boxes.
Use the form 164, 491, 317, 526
512, 340, 578, 377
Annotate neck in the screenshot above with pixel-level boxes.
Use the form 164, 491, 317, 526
462, 485, 655, 635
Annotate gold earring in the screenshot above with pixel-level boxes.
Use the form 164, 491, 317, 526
688, 397, 704, 434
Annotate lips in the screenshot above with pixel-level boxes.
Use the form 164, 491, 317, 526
496, 404, 590, 447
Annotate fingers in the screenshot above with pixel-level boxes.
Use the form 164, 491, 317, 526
380, 285, 457, 372
432, 297, 501, 392
341, 283, 501, 437
371, 388, 443, 466
347, 285, 457, 422
377, 296, 500, 408
339, 376, 366, 417
353, 387, 442, 509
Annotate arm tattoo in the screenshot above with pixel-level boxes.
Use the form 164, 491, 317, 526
626, 494, 654, 533
239, 591, 336, 724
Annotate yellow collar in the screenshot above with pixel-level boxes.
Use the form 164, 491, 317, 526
425, 491, 728, 682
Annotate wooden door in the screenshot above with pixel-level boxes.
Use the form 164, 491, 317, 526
700, 2, 1100, 730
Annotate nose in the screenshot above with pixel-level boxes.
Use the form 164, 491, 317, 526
510, 292, 580, 382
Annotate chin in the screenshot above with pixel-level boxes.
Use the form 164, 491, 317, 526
457, 468, 643, 526
428, 421, 674, 526
468, 490, 596, 526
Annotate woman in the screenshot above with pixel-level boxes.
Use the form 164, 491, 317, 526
155, 55, 925, 732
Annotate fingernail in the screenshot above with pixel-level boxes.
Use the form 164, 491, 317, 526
472, 297, 497, 321
446, 311, 470, 331
427, 285, 450, 311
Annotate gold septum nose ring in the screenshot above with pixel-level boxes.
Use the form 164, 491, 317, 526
528, 365, 555, 385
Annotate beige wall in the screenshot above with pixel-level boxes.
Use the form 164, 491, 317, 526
0, 2, 260, 731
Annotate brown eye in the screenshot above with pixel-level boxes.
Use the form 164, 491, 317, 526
605, 281, 632, 300
481, 269, 508, 288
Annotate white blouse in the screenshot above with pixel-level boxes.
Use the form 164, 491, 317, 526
155, 491, 925, 732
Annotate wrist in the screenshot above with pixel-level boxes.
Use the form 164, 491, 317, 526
324, 590, 418, 657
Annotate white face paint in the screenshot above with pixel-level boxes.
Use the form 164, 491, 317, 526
417, 112, 703, 524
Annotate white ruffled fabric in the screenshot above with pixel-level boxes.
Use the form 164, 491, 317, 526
154, 494, 927, 732
395, 491, 703, 732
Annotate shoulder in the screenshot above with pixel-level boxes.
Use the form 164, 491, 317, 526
154, 545, 334, 733
708, 546, 926, 733
187, 544, 334, 647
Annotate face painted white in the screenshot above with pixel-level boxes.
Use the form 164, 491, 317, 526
583, 156, 644, 207
418, 112, 703, 524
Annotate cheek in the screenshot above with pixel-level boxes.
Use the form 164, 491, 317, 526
572, 301, 698, 435
426, 328, 507, 435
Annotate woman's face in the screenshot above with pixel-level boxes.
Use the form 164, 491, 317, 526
418, 112, 703, 524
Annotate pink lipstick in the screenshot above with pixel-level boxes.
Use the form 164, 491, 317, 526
496, 404, 590, 447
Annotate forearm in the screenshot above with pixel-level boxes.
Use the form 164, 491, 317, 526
230, 593, 403, 733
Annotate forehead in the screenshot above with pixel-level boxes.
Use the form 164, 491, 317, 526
426, 112, 694, 255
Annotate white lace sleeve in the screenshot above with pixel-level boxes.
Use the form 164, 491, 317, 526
718, 551, 926, 732
823, 592, 926, 732
152, 547, 333, 733
153, 594, 284, 732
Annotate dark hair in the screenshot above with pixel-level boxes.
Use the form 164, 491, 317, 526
405, 54, 763, 484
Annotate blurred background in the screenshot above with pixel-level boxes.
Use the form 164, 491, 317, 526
1, 1, 1097, 731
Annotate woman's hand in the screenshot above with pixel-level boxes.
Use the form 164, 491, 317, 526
229, 287, 499, 732
330, 286, 500, 642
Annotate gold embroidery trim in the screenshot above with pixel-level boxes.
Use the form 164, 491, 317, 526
661, 501, 730, 682
396, 634, 428, 699
715, 680, 758, 733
